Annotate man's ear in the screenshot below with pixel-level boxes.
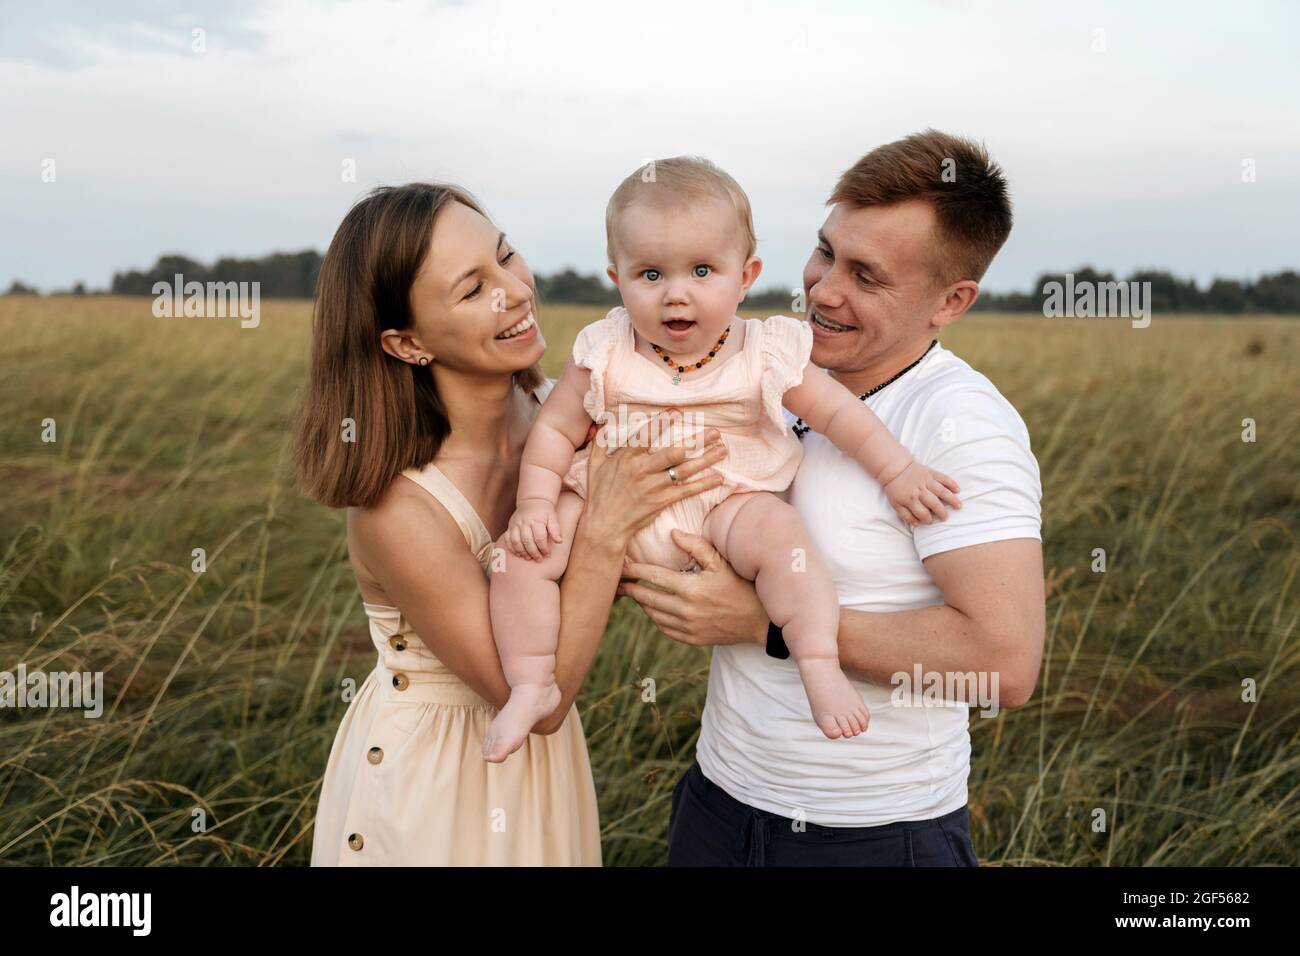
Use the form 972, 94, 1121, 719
931, 280, 979, 329
739, 256, 763, 300
606, 266, 620, 288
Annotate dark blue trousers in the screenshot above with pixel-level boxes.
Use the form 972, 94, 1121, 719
667, 760, 979, 866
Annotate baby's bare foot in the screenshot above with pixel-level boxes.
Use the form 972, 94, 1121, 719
797, 659, 870, 739
483, 682, 562, 762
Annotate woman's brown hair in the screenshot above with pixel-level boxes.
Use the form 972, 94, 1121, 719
292, 182, 544, 509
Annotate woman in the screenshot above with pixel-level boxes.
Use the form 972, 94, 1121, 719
293, 182, 726, 865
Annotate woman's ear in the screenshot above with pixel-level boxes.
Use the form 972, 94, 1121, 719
379, 328, 430, 365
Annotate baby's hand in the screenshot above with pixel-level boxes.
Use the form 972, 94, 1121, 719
507, 499, 562, 561
883, 462, 961, 527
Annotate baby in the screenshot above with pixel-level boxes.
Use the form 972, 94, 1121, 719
483, 156, 960, 762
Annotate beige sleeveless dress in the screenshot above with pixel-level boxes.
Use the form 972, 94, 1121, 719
310, 380, 603, 866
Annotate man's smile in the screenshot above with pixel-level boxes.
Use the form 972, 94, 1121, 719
810, 308, 856, 334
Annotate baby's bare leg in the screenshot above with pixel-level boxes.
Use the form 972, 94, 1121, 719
484, 490, 585, 762
703, 492, 869, 739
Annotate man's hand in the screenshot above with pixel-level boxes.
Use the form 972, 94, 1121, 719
615, 529, 768, 647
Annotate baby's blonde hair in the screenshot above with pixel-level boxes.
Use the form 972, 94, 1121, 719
605, 156, 756, 266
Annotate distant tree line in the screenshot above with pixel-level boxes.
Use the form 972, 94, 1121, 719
971, 267, 1300, 315
6, 254, 1299, 314
107, 252, 324, 298
9, 252, 804, 306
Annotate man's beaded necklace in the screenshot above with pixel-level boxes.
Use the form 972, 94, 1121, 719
792, 339, 938, 439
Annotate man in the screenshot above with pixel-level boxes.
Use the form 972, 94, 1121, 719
617, 130, 1045, 866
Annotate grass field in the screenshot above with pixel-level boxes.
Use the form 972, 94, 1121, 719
0, 295, 1296, 866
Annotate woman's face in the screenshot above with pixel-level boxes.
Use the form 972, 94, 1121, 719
400, 200, 545, 376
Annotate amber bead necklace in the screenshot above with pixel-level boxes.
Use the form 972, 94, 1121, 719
649, 325, 731, 385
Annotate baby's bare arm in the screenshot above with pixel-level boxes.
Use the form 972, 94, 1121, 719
782, 361, 912, 485
517, 359, 595, 505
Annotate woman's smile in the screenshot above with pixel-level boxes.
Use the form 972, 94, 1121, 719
494, 311, 538, 341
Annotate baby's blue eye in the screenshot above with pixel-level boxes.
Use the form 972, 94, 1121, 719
694, 265, 711, 278
643, 269, 661, 281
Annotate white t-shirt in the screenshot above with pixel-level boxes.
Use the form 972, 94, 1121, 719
695, 342, 1042, 827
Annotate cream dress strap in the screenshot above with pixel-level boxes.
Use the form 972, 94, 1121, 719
400, 464, 496, 570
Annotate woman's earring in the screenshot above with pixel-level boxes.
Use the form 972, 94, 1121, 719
418, 356, 431, 366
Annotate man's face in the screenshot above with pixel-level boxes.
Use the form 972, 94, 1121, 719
801, 199, 945, 376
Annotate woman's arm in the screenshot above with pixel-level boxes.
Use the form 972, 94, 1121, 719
350, 491, 528, 707
349, 411, 730, 733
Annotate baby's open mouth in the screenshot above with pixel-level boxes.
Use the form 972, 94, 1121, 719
664, 319, 695, 333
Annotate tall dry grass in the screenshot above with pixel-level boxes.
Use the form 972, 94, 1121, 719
0, 296, 1296, 865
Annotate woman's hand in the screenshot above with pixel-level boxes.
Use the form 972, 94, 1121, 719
577, 409, 729, 553
616, 529, 769, 647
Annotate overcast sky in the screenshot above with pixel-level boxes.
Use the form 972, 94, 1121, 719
2, 0, 1298, 293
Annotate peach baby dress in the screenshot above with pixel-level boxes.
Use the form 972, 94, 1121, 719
311, 379, 602, 866
562, 306, 814, 571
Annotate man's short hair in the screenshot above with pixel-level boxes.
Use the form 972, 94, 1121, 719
829, 129, 1013, 284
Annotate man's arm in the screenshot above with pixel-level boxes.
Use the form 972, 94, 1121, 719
618, 534, 1045, 709
619, 379, 1044, 707
836, 538, 1045, 707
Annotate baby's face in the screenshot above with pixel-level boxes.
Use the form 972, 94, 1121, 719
608, 196, 759, 355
